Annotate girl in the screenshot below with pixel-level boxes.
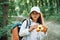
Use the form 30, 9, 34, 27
19, 6, 48, 40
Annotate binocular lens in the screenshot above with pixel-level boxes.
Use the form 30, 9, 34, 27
39, 27, 41, 29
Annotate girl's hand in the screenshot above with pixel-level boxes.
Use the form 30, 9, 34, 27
28, 25, 38, 32
41, 25, 48, 33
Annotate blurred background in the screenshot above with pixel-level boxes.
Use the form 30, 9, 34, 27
0, 0, 60, 40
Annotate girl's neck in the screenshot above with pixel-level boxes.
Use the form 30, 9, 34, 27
33, 19, 37, 23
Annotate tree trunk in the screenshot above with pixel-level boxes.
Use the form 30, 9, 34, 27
0, 0, 8, 40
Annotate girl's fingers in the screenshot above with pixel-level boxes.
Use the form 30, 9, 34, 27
34, 25, 38, 29
30, 25, 38, 31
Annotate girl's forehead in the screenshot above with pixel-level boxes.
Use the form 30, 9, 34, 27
31, 11, 39, 14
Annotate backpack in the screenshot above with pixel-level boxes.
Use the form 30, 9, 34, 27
11, 19, 31, 40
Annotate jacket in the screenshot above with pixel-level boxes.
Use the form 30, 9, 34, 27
19, 19, 47, 40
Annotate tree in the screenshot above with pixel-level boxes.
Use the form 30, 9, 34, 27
0, 0, 9, 40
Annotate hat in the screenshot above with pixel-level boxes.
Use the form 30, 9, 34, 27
30, 6, 41, 14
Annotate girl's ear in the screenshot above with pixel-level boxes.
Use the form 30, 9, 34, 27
40, 12, 44, 25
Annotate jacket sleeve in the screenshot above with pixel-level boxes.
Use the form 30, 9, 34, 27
19, 20, 30, 37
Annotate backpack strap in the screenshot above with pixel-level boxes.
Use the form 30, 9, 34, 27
25, 19, 31, 28
25, 20, 28, 28
29, 19, 31, 28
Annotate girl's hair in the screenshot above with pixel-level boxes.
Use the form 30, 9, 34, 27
30, 13, 43, 24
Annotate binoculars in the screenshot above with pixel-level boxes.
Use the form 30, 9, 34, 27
36, 25, 47, 32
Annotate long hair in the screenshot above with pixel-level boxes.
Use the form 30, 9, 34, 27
30, 12, 44, 25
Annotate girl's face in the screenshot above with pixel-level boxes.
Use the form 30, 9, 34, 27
30, 11, 40, 21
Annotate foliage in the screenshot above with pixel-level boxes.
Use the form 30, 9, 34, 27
0, 0, 60, 40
